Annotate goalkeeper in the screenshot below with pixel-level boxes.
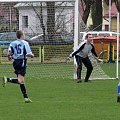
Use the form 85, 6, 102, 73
69, 33, 102, 83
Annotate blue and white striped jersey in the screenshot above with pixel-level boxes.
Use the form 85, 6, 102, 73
8, 39, 32, 60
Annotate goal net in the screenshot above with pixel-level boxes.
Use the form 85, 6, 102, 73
0, 0, 119, 80
72, 0, 119, 80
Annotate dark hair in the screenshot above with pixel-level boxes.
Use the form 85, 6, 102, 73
16, 30, 23, 39
86, 33, 92, 39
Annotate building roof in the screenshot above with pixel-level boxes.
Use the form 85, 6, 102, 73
14, 2, 74, 8
104, 3, 118, 17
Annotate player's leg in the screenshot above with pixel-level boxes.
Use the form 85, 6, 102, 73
82, 57, 93, 82
2, 74, 19, 87
17, 59, 32, 103
2, 60, 20, 87
6, 77, 18, 84
18, 74, 32, 103
16, 59, 32, 103
2, 76, 8, 87
75, 55, 82, 83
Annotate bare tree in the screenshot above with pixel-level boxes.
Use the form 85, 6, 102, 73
31, 2, 74, 42
104, 0, 120, 12
31, 3, 46, 41
114, 0, 120, 12
0, 2, 18, 32
46, 2, 56, 41
81, 0, 94, 24
91, 0, 102, 31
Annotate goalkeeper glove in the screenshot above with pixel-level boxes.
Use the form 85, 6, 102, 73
69, 53, 73, 58
97, 59, 103, 63
8, 53, 12, 61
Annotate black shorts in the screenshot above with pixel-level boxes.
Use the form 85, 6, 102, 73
75, 55, 93, 70
13, 59, 27, 76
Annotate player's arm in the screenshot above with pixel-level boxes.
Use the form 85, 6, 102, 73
91, 44, 98, 57
91, 44, 103, 63
7, 45, 13, 61
26, 53, 34, 58
25, 42, 34, 58
69, 43, 86, 58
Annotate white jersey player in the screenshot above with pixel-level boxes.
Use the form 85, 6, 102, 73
3, 30, 34, 103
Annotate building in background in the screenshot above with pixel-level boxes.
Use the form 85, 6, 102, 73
87, 1, 119, 32
14, 2, 74, 34
0, 1, 119, 33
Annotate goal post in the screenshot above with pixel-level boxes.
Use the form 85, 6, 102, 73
116, 13, 119, 79
0, 0, 75, 2
73, 0, 79, 79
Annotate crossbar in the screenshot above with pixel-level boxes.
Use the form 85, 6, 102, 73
0, 0, 75, 2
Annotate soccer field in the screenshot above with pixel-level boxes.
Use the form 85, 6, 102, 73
0, 63, 120, 120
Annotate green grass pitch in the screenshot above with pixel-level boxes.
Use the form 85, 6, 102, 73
0, 63, 120, 120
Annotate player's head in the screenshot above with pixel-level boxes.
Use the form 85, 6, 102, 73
16, 30, 25, 39
86, 33, 93, 43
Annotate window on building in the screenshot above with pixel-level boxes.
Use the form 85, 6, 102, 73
105, 25, 109, 31
22, 16, 28, 28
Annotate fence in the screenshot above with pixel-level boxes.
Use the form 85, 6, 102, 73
0, 45, 73, 64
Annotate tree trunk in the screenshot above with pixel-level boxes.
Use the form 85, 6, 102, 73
47, 2, 55, 41
91, 0, 102, 31
114, 0, 120, 12
82, 0, 94, 24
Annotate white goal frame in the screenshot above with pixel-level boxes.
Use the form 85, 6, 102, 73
116, 13, 119, 79
0, 0, 75, 2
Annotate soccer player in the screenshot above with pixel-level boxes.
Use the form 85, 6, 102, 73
2, 30, 34, 103
69, 33, 102, 83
